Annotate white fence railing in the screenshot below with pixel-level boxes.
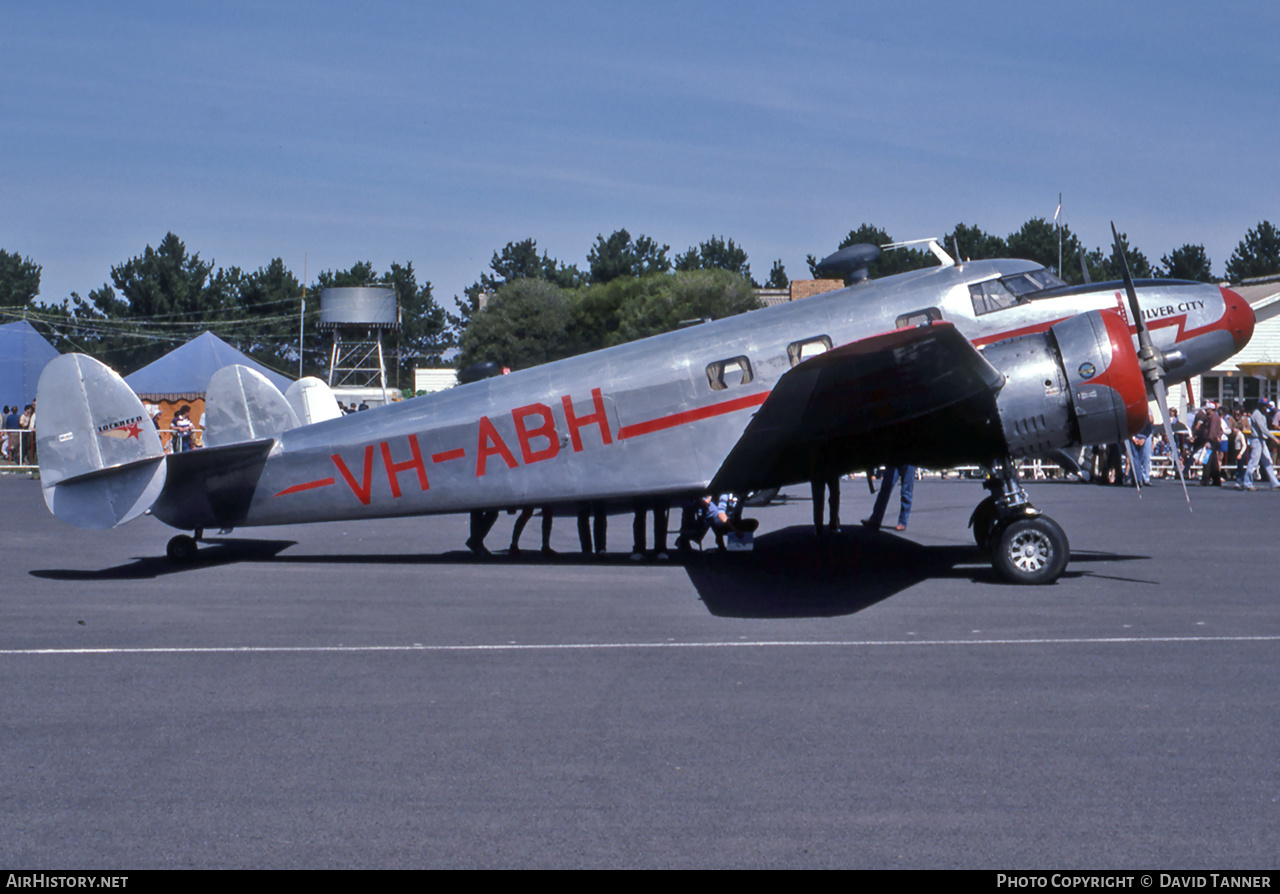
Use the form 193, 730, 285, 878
1, 427, 206, 474
1, 427, 36, 471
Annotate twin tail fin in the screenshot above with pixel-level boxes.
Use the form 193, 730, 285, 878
36, 354, 167, 529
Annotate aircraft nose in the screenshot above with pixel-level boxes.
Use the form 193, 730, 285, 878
1220, 286, 1255, 352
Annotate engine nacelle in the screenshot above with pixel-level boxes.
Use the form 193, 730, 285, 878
981, 309, 1148, 458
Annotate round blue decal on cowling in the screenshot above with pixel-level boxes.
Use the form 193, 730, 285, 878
1077, 361, 1096, 380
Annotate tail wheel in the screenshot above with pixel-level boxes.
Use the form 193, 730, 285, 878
991, 516, 1069, 585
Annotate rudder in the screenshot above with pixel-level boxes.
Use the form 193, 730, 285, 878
203, 365, 299, 447
35, 354, 167, 529
284, 376, 343, 426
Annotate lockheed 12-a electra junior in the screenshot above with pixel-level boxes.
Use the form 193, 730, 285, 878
34, 227, 1254, 584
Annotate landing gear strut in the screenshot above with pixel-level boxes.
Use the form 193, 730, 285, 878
969, 458, 1069, 584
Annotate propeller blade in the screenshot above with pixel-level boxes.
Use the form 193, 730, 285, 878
1111, 222, 1156, 359
1111, 223, 1194, 509
1123, 438, 1143, 497
1152, 378, 1192, 511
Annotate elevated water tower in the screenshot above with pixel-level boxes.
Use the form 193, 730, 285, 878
318, 286, 400, 404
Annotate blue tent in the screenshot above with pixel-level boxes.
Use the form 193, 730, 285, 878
124, 331, 294, 399
0, 320, 60, 407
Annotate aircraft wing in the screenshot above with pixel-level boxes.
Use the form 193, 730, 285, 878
710, 323, 1009, 493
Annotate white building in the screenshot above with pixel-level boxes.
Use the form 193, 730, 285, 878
414, 367, 459, 394
1187, 274, 1280, 412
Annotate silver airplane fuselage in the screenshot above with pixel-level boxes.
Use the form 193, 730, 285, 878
149, 260, 1254, 531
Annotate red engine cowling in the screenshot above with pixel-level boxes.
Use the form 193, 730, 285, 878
981, 309, 1148, 458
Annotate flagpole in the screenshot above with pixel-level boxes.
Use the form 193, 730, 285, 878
1056, 193, 1062, 277
299, 252, 307, 378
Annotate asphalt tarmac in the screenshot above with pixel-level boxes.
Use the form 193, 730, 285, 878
2, 472, 1277, 869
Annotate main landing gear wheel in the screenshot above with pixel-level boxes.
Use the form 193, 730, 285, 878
166, 534, 198, 564
991, 516, 1069, 585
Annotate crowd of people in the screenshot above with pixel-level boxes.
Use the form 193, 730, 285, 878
468, 496, 758, 561
465, 465, 917, 560
1087, 398, 1280, 491
1180, 398, 1280, 490
2, 400, 36, 465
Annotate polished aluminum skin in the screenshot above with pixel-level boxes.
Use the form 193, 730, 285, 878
36, 253, 1254, 536
284, 376, 344, 426
36, 354, 167, 529
204, 365, 300, 448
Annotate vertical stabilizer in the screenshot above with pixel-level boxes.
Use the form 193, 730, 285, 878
35, 354, 167, 529
203, 365, 299, 447
284, 376, 344, 426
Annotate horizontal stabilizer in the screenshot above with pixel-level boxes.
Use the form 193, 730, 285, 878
43, 456, 167, 530
284, 377, 343, 426
204, 365, 299, 447
36, 354, 167, 529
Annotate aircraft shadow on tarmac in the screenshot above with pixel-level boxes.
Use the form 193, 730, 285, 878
30, 527, 1152, 616
682, 526, 1151, 618
30, 538, 299, 581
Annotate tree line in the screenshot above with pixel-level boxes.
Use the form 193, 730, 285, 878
808, 220, 1280, 286
450, 230, 766, 370
0, 234, 446, 383
1, 219, 1277, 379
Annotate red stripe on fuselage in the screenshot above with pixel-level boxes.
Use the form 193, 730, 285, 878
971, 310, 1219, 349
617, 391, 769, 440
273, 477, 336, 497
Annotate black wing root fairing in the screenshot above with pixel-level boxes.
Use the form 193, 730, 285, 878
709, 310, 1147, 496
148, 439, 276, 531
710, 324, 1008, 494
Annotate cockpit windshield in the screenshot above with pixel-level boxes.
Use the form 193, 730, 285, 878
1002, 269, 1066, 296
968, 268, 1067, 315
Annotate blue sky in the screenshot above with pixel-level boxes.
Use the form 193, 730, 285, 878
3, 1, 1277, 314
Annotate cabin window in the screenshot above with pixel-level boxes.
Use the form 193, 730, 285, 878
786, 336, 833, 368
969, 280, 1020, 316
707, 356, 754, 390
895, 307, 942, 329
